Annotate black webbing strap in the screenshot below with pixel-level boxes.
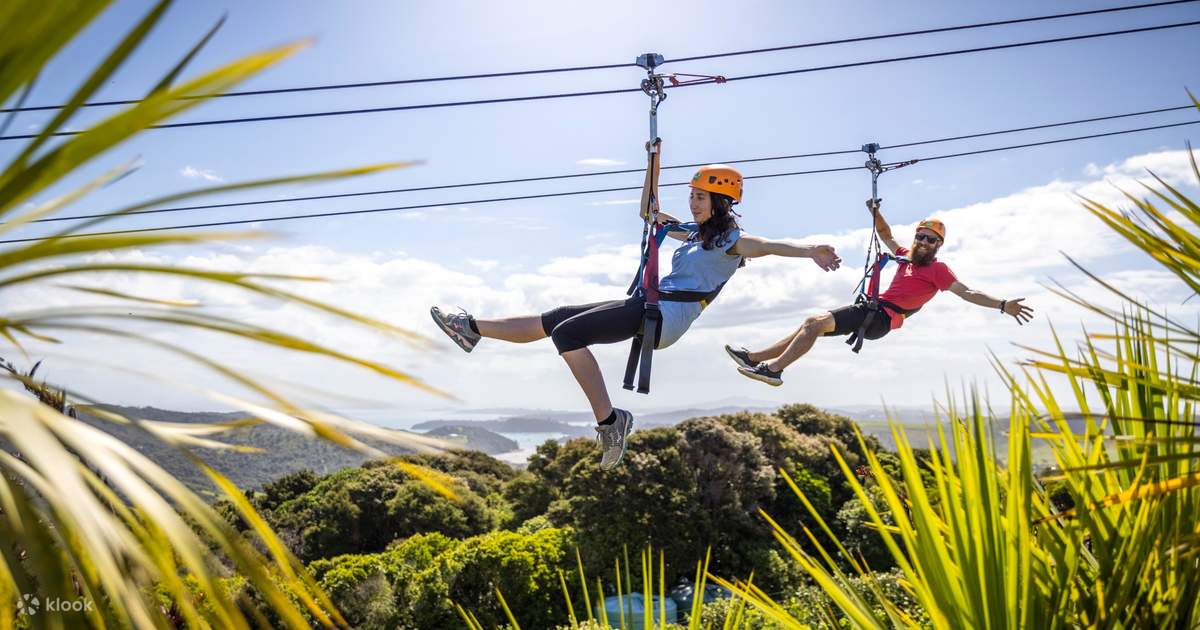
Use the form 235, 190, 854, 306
623, 303, 661, 393
659, 282, 725, 304
846, 295, 878, 354
622, 333, 641, 390
846, 298, 919, 353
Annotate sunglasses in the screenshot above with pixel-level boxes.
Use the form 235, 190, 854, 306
914, 233, 942, 244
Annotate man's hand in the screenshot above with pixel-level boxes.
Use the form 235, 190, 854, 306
810, 245, 841, 271
1002, 298, 1034, 325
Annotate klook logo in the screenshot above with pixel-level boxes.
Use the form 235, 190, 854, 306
15, 592, 94, 617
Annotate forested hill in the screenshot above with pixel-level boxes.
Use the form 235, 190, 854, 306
72, 405, 418, 497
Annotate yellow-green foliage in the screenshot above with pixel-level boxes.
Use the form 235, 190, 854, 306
312, 527, 575, 629
0, 1, 446, 627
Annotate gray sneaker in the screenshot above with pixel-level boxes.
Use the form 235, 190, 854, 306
724, 344, 755, 370
595, 409, 634, 470
431, 306, 481, 353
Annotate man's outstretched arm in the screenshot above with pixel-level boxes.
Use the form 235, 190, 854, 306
948, 281, 1034, 324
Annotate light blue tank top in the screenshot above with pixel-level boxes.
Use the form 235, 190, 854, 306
655, 223, 743, 348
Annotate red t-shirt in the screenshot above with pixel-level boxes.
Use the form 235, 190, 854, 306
878, 246, 958, 329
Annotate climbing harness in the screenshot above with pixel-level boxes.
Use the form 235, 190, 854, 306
847, 143, 919, 354
619, 56, 729, 393
623, 53, 669, 394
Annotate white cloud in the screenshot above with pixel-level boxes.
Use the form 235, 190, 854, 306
180, 165, 224, 182
467, 258, 499, 271
536, 245, 640, 284
576, 158, 626, 167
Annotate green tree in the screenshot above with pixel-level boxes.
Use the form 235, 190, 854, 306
502, 470, 557, 527
274, 465, 497, 561
310, 528, 575, 629
259, 469, 319, 511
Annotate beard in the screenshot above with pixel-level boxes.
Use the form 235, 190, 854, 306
909, 241, 938, 265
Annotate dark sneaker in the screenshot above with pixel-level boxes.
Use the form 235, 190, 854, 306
738, 362, 783, 387
724, 344, 755, 370
430, 306, 481, 353
595, 408, 634, 470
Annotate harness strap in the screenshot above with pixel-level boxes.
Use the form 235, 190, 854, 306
846, 296, 922, 353
659, 281, 725, 306
625, 67, 666, 393
848, 251, 913, 354
846, 298, 877, 354
623, 222, 669, 393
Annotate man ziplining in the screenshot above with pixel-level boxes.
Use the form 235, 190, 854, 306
726, 198, 1035, 386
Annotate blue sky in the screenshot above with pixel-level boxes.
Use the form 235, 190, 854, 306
2, 1, 1199, 415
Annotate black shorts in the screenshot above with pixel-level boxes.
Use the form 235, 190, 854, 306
825, 302, 893, 341
540, 295, 662, 354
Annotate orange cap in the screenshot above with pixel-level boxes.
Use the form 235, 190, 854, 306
917, 218, 945, 240
690, 165, 743, 204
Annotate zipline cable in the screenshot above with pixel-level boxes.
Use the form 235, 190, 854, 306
2, 0, 1194, 114
22, 103, 1196, 225
696, 20, 1200, 87
896, 120, 1200, 163
2, 19, 1197, 142
2, 119, 1196, 244
669, 0, 1200, 62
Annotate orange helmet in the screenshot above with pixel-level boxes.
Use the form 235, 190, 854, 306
690, 165, 743, 204
917, 218, 946, 240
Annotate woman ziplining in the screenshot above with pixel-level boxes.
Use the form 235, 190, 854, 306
430, 140, 841, 470
724, 144, 1035, 387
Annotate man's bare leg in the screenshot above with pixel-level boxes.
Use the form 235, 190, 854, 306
745, 328, 806, 364
761, 312, 836, 372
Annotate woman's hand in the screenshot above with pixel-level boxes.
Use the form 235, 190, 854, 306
810, 245, 841, 271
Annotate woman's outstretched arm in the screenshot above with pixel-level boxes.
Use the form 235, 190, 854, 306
730, 235, 842, 271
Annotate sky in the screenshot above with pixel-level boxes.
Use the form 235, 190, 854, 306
1, 1, 1198, 419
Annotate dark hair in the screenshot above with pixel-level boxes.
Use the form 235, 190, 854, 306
697, 193, 739, 250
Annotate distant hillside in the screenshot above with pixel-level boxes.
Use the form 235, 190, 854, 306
413, 416, 591, 435
73, 405, 421, 498
424, 425, 518, 454
412, 406, 778, 434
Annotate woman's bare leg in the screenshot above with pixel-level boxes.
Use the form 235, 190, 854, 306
560, 348, 612, 422
475, 316, 546, 343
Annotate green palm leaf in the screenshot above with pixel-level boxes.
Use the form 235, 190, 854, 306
0, 1, 457, 626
